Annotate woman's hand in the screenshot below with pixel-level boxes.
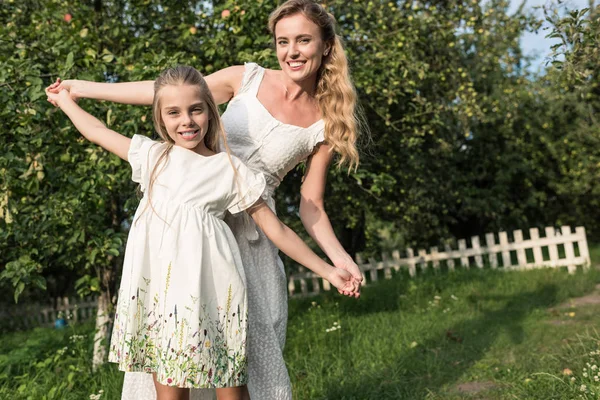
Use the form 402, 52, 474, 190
326, 267, 360, 298
46, 78, 79, 105
45, 87, 74, 109
333, 254, 363, 282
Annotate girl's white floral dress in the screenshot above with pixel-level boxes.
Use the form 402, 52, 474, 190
108, 134, 265, 389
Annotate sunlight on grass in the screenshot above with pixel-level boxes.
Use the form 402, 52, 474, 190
2, 267, 600, 399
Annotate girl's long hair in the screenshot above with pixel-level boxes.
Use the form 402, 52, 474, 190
268, 0, 366, 171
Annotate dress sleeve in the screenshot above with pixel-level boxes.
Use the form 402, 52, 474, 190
227, 159, 267, 214
128, 134, 157, 191
312, 126, 326, 148
236, 62, 260, 95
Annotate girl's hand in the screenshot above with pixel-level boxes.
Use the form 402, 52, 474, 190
46, 78, 79, 102
45, 87, 74, 108
327, 267, 360, 298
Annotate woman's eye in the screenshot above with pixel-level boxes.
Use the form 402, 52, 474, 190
300, 39, 309, 43
278, 40, 288, 46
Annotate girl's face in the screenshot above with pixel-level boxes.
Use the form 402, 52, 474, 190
159, 84, 210, 154
274, 13, 330, 83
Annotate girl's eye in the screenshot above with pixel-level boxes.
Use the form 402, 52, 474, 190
168, 111, 178, 115
193, 108, 204, 113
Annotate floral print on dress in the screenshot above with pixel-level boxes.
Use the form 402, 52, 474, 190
109, 273, 248, 388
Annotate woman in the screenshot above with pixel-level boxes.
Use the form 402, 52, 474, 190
48, 1, 366, 398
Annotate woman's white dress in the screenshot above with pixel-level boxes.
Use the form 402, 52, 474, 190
110, 135, 265, 388
121, 63, 325, 399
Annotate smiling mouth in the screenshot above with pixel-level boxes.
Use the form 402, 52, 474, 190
178, 129, 200, 140
287, 61, 306, 69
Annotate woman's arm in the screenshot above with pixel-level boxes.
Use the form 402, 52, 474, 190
300, 144, 363, 286
46, 89, 131, 160
47, 78, 155, 105
46, 65, 246, 106
248, 201, 358, 296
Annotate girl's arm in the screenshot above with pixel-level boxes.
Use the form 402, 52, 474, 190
248, 201, 358, 297
46, 65, 245, 106
300, 144, 363, 287
46, 89, 131, 160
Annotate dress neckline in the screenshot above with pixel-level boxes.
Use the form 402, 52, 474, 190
253, 67, 323, 131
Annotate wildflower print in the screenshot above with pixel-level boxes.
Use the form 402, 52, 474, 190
108, 274, 248, 388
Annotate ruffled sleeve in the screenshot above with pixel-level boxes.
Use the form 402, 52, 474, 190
128, 134, 157, 192
312, 126, 326, 148
227, 158, 267, 214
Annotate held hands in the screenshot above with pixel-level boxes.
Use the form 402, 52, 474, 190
45, 86, 74, 109
332, 254, 363, 297
45, 78, 78, 106
326, 267, 361, 299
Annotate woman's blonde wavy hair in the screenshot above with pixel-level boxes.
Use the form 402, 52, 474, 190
137, 66, 234, 221
268, 0, 366, 171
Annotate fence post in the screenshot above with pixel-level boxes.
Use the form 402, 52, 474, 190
576, 226, 591, 269
430, 247, 440, 271
472, 236, 483, 268
369, 257, 378, 282
382, 253, 393, 280
445, 244, 455, 272
406, 248, 416, 277
545, 227, 559, 268
499, 231, 511, 268
562, 226, 577, 274
485, 233, 498, 269
458, 239, 468, 268
529, 228, 544, 267
513, 230, 528, 268
392, 250, 401, 272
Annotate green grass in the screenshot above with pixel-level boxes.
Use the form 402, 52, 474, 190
3, 265, 600, 399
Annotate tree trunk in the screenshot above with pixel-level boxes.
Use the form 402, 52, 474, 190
92, 265, 118, 371
92, 288, 112, 371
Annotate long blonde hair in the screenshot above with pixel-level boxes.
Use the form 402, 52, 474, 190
268, 0, 365, 171
138, 66, 233, 221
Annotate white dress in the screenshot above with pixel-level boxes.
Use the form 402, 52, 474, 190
110, 135, 266, 389
121, 63, 325, 399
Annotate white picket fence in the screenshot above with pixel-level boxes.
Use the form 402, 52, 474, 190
287, 225, 591, 298
2, 226, 592, 327
0, 296, 97, 331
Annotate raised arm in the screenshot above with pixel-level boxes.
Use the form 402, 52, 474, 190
300, 144, 363, 287
46, 88, 131, 160
47, 65, 246, 106
248, 201, 358, 297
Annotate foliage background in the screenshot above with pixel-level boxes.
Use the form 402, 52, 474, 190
0, 0, 598, 308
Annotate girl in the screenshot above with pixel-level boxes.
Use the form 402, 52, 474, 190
45, 65, 357, 400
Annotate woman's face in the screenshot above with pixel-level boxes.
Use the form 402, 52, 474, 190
274, 13, 330, 83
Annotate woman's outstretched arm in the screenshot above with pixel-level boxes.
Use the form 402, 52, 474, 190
47, 78, 155, 105
300, 144, 363, 291
46, 65, 245, 106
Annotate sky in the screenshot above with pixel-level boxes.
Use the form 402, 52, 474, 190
508, 0, 592, 71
